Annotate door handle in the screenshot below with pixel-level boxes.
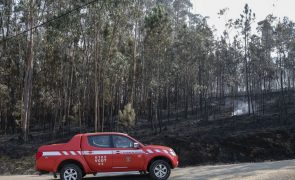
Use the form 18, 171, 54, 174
115, 150, 120, 154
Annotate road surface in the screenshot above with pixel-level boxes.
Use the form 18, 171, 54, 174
1, 159, 295, 180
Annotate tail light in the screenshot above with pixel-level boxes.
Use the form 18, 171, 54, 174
36, 151, 43, 160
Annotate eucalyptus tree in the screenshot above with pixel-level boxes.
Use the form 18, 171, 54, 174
144, 5, 172, 132
235, 3, 255, 115
20, 0, 37, 142
194, 18, 214, 120
273, 17, 295, 120
257, 15, 276, 114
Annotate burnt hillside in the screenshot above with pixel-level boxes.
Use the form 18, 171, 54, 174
1, 92, 295, 175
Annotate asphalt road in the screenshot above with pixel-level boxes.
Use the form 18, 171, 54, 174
1, 159, 295, 180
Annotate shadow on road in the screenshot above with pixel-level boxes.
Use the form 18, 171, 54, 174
0, 174, 152, 180
82, 175, 151, 180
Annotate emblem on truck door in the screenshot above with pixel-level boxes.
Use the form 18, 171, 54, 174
95, 155, 107, 166
126, 156, 131, 162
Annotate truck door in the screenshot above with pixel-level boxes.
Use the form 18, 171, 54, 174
81, 135, 113, 172
111, 135, 145, 171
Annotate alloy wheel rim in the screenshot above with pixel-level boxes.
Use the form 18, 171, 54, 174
154, 163, 168, 178
64, 168, 78, 180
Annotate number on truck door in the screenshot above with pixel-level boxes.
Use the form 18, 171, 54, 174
82, 135, 113, 172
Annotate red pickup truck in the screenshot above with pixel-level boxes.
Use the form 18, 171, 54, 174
36, 132, 178, 180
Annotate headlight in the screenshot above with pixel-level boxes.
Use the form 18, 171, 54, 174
169, 149, 177, 156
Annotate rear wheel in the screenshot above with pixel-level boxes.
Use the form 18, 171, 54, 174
149, 160, 171, 180
60, 164, 82, 180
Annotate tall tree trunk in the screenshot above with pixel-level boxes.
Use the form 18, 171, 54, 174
101, 75, 105, 132
94, 14, 101, 132
128, 20, 138, 105
21, 0, 35, 143
245, 33, 251, 115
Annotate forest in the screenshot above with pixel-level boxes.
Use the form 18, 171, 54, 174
1, 0, 295, 162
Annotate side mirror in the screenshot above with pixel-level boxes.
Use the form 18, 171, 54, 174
134, 142, 140, 149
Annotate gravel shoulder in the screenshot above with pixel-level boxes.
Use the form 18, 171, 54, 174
1, 159, 295, 180
172, 159, 295, 180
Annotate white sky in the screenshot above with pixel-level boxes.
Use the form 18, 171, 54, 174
191, 0, 295, 37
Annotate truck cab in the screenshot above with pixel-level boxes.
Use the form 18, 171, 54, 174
36, 132, 178, 180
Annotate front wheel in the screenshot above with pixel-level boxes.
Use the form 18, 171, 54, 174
149, 160, 171, 180
60, 164, 82, 180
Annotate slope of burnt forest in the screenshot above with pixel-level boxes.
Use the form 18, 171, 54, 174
1, 92, 295, 175
135, 93, 295, 166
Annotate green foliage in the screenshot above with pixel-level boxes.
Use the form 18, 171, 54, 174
145, 5, 170, 32
118, 103, 136, 128
235, 3, 255, 35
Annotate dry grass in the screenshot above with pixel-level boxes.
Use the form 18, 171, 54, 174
0, 155, 36, 175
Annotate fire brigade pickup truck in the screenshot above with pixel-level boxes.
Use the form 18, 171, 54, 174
36, 132, 178, 180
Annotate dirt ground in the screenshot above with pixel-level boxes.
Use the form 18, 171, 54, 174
1, 159, 295, 180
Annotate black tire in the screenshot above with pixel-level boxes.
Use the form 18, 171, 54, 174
149, 160, 171, 180
60, 164, 83, 180
82, 172, 86, 178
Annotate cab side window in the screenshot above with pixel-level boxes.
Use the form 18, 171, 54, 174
112, 135, 134, 148
88, 135, 111, 148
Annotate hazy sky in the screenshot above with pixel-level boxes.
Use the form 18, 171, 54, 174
191, 0, 295, 36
